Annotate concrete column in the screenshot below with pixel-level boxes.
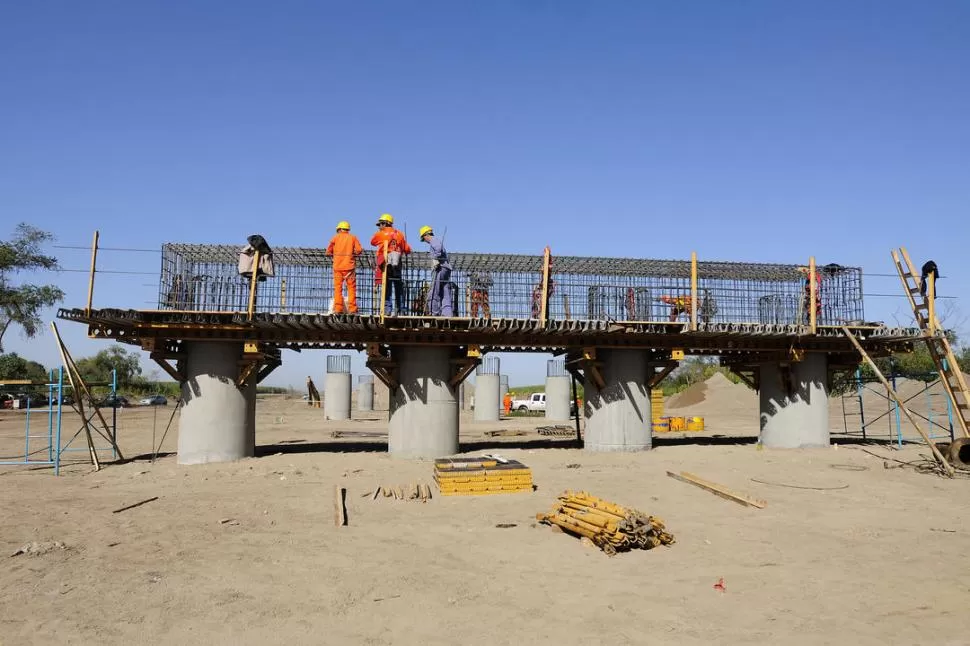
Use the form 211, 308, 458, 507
178, 342, 255, 464
325, 355, 352, 420
357, 375, 374, 412
389, 346, 459, 458
545, 360, 571, 421
584, 349, 651, 452
473, 357, 501, 422
759, 354, 830, 448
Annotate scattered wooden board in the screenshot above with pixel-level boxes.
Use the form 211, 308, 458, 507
334, 486, 347, 526
667, 471, 766, 509
112, 497, 159, 514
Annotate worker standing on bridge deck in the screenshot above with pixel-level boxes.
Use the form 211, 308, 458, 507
658, 295, 693, 322
420, 225, 453, 316
326, 221, 363, 314
371, 214, 411, 316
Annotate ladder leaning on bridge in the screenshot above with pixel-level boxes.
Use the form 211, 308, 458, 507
891, 247, 970, 439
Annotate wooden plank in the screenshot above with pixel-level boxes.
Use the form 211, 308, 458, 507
690, 251, 698, 331
334, 485, 347, 526
841, 326, 954, 477
247, 250, 260, 321
112, 496, 159, 514
539, 246, 551, 326
667, 471, 767, 508
808, 256, 817, 334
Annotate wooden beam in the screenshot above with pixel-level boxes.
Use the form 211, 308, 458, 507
539, 246, 551, 326
247, 250, 260, 321
841, 326, 953, 476
334, 486, 347, 526
236, 361, 258, 387
85, 230, 99, 316
667, 471, 767, 508
690, 251, 698, 331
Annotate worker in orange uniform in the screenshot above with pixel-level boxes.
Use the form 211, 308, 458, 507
326, 221, 363, 314
371, 214, 412, 316
658, 295, 693, 322
503, 391, 513, 416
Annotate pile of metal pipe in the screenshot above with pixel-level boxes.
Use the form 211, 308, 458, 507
537, 491, 675, 556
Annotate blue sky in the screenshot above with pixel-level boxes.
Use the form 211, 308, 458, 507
2, 1, 968, 389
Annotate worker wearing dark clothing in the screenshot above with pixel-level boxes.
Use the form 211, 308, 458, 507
370, 213, 412, 316
920, 260, 940, 298
419, 226, 453, 316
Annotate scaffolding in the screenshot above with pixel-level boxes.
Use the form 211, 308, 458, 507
837, 364, 954, 447
158, 243, 865, 325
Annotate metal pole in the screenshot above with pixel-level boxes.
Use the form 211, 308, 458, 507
86, 230, 99, 316
808, 256, 817, 334
890, 356, 902, 447
48, 370, 55, 461
24, 394, 31, 462
55, 367, 63, 475
111, 368, 118, 459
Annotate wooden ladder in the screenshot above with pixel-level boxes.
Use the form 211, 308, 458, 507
891, 247, 970, 439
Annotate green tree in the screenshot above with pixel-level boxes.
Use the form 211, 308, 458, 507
0, 352, 49, 383
0, 224, 64, 351
74, 345, 142, 386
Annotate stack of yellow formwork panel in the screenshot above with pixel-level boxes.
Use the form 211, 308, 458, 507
537, 491, 675, 556
434, 457, 533, 496
650, 389, 664, 419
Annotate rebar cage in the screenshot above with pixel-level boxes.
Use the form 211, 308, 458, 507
159, 243, 864, 326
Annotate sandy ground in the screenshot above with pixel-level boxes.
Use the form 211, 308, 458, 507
2, 391, 970, 646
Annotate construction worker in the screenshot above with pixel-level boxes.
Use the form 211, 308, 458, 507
326, 221, 363, 314
503, 391, 513, 416
371, 213, 412, 316
469, 271, 493, 318
920, 260, 940, 298
658, 295, 693, 322
419, 225, 453, 316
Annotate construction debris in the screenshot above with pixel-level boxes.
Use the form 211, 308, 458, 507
667, 471, 766, 508
434, 457, 533, 496
484, 430, 527, 437
371, 484, 432, 502
536, 491, 674, 556
112, 496, 160, 514
334, 486, 347, 526
537, 425, 574, 437
330, 430, 388, 439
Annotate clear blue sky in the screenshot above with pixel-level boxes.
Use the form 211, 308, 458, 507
2, 1, 968, 389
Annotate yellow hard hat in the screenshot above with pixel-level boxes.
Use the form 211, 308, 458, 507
336, 221, 350, 231
377, 213, 394, 226
419, 225, 433, 238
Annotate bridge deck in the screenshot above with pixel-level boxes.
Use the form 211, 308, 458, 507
59, 307, 918, 370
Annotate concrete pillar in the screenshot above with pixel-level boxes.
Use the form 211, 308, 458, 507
325, 355, 352, 420
474, 357, 501, 422
584, 349, 651, 452
178, 342, 255, 464
545, 359, 571, 421
389, 346, 459, 458
357, 375, 374, 412
759, 354, 830, 448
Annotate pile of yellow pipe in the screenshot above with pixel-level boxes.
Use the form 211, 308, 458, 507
536, 491, 675, 556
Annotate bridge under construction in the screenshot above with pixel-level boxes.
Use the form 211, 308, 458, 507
58, 241, 919, 464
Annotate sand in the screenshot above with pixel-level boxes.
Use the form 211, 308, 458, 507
2, 393, 970, 645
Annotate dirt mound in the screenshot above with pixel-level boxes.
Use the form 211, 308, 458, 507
667, 372, 743, 410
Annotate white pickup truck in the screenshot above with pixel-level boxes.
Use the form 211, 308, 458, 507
512, 393, 546, 412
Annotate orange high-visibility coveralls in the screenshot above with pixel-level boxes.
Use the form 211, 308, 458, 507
326, 231, 363, 313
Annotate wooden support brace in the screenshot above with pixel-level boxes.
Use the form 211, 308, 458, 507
236, 361, 258, 387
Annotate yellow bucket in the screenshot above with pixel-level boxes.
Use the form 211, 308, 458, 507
651, 418, 670, 434
686, 416, 705, 432
668, 416, 687, 432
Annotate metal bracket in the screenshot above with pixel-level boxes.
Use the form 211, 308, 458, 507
150, 352, 186, 383
648, 362, 678, 389
448, 346, 482, 388
366, 343, 398, 390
